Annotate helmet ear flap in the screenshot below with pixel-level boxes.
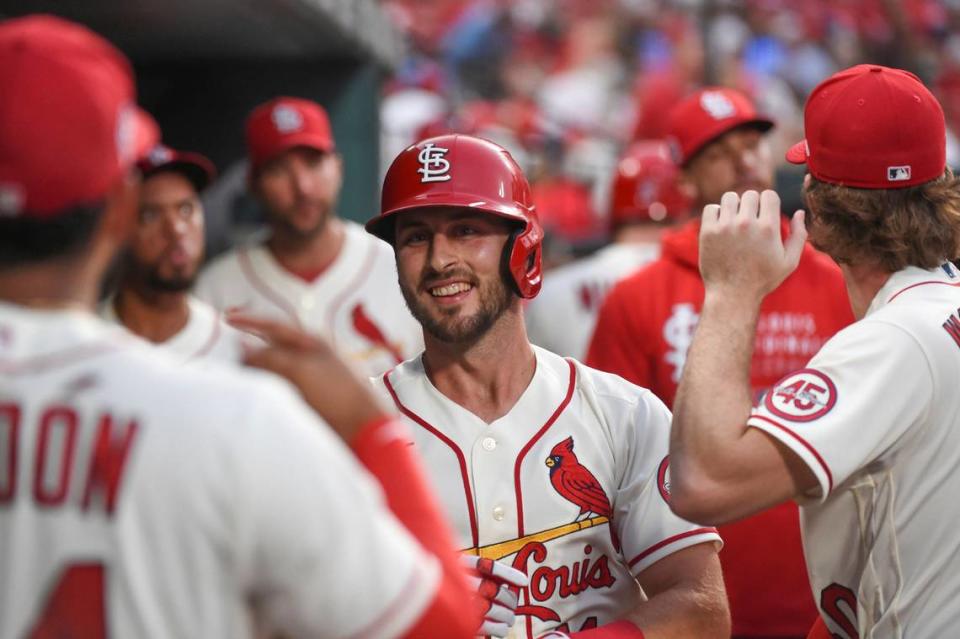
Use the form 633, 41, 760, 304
501, 221, 543, 299
500, 228, 523, 297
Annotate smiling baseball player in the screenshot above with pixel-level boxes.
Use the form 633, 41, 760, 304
366, 134, 727, 638
103, 144, 247, 364
0, 15, 477, 639
195, 97, 422, 376
669, 65, 960, 637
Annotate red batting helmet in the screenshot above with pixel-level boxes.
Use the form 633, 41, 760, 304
609, 140, 691, 230
366, 134, 544, 298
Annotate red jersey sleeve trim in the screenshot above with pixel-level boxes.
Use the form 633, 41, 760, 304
748, 414, 834, 494
627, 527, 718, 572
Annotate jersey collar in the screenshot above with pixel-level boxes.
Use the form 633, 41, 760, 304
866, 262, 960, 316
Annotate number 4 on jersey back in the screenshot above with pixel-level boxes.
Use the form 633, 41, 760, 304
28, 563, 107, 639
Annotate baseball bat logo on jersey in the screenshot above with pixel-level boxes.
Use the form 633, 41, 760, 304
763, 368, 838, 422
417, 143, 452, 183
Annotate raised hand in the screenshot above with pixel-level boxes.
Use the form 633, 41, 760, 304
698, 190, 808, 302
229, 314, 389, 442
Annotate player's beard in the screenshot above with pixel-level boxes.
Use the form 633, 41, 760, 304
400, 268, 514, 345
264, 197, 331, 242
124, 253, 197, 294
145, 269, 195, 293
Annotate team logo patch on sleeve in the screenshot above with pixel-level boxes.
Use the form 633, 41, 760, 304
657, 456, 671, 503
763, 368, 837, 422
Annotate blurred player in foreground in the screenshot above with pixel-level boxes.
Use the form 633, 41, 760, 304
0, 15, 477, 638
588, 87, 853, 638
195, 97, 421, 376
670, 65, 960, 637
525, 141, 689, 360
103, 145, 247, 364
366, 134, 728, 638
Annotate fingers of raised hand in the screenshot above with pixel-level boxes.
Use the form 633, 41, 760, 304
701, 203, 721, 229
758, 189, 781, 225
474, 557, 530, 588
477, 582, 520, 637
784, 209, 808, 268
719, 190, 740, 224
242, 344, 298, 377
735, 189, 760, 221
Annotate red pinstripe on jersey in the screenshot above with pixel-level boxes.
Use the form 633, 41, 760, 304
514, 359, 577, 537
189, 311, 223, 361
325, 240, 378, 342
383, 370, 480, 548
237, 248, 302, 327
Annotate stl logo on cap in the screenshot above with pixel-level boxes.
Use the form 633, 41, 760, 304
148, 145, 173, 165
115, 104, 137, 164
271, 104, 304, 134
417, 142, 452, 183
0, 184, 25, 217
700, 91, 736, 120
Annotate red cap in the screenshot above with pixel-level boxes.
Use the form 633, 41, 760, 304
0, 15, 159, 219
245, 97, 335, 173
786, 65, 946, 189
137, 144, 217, 192
666, 87, 774, 166
609, 140, 691, 229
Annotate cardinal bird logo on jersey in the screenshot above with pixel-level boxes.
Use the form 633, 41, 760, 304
351, 303, 404, 364
545, 436, 620, 551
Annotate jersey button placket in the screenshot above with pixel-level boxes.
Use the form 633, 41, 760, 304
471, 431, 514, 539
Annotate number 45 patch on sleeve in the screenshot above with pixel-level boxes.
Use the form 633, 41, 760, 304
763, 369, 837, 422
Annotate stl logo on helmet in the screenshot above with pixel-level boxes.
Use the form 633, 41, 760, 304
700, 91, 736, 120
417, 143, 452, 183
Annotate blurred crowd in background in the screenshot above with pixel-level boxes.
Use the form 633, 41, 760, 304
379, 0, 960, 265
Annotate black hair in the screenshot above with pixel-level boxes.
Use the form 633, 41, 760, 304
0, 202, 104, 269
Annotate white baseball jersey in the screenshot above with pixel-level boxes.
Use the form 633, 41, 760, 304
373, 346, 720, 637
195, 221, 423, 376
525, 243, 659, 360
747, 263, 960, 638
101, 296, 246, 364
0, 303, 439, 639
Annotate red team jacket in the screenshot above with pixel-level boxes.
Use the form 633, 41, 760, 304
587, 219, 854, 638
